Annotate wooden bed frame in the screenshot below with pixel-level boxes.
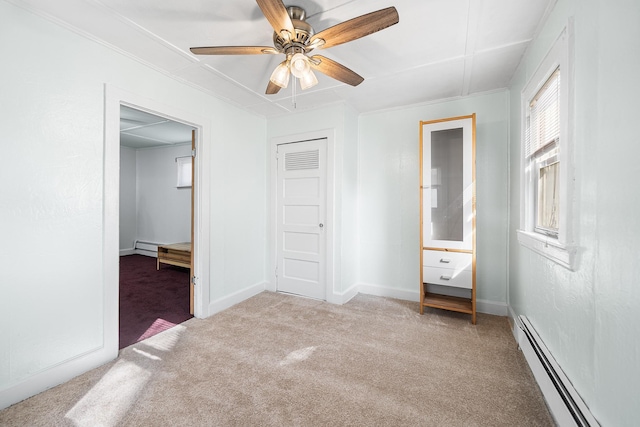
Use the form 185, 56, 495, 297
157, 242, 191, 270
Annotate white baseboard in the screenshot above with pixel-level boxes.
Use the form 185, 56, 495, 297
508, 305, 520, 341
0, 345, 116, 410
477, 299, 508, 316
328, 283, 359, 305
119, 250, 156, 257
208, 281, 266, 316
357, 283, 507, 316
357, 283, 419, 302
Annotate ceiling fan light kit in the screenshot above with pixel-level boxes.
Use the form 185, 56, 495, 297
190, 0, 399, 95
299, 68, 318, 90
270, 60, 291, 88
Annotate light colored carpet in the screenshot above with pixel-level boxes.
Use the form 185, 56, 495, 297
0, 292, 554, 426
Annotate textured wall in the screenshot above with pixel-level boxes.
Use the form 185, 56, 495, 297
507, 0, 640, 425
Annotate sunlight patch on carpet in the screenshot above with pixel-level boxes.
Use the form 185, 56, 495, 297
132, 347, 162, 361
143, 323, 186, 353
280, 346, 317, 366
137, 318, 178, 342
65, 359, 152, 426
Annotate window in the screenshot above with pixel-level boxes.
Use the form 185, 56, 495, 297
527, 68, 560, 237
176, 156, 192, 188
517, 23, 575, 270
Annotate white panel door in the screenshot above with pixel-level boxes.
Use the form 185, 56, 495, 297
276, 139, 327, 300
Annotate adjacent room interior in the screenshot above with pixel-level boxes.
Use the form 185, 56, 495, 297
119, 106, 196, 348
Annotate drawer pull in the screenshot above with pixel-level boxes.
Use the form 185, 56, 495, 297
440, 275, 451, 281
439, 258, 451, 264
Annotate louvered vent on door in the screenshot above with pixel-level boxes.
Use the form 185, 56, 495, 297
285, 149, 319, 171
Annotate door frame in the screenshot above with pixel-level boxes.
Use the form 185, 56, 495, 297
269, 130, 335, 301
105, 84, 211, 356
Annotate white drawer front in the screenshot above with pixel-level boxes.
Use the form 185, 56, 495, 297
422, 266, 472, 289
422, 250, 472, 271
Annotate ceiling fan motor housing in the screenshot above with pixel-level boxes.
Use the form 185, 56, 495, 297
273, 6, 314, 54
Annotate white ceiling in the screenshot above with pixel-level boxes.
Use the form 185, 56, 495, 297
120, 106, 195, 149
15, 0, 554, 118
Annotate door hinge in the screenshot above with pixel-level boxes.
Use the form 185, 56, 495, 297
191, 276, 197, 285
191, 148, 196, 157
275, 266, 278, 278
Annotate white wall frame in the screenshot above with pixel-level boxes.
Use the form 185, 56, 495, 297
517, 20, 576, 270
268, 129, 337, 302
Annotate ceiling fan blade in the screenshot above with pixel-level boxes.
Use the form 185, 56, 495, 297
190, 46, 278, 55
309, 55, 364, 87
256, 0, 295, 36
310, 7, 399, 50
266, 80, 282, 95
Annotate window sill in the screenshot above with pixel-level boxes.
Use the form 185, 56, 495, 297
516, 230, 575, 270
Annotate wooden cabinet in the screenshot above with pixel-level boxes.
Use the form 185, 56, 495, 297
420, 114, 476, 323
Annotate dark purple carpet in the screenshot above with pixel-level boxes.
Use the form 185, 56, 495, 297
119, 254, 193, 349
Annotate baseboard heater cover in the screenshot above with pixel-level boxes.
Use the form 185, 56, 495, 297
517, 316, 599, 427
134, 240, 159, 257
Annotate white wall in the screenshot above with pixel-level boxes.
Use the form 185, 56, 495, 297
358, 92, 510, 313
0, 0, 266, 409
508, 0, 640, 425
119, 146, 137, 251
136, 144, 192, 246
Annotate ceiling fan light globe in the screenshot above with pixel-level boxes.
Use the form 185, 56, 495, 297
300, 69, 319, 90
270, 62, 290, 88
290, 53, 310, 78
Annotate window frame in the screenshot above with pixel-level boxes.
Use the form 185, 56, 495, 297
517, 22, 576, 270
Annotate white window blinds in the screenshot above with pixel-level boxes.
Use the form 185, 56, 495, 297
525, 68, 560, 158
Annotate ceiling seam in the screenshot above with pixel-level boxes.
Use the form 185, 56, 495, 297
462, 0, 481, 97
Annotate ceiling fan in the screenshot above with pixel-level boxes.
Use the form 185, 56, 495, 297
190, 0, 399, 94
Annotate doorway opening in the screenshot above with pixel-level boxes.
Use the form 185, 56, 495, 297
118, 105, 195, 349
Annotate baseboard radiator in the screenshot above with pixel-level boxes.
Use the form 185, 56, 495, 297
517, 316, 599, 427
134, 240, 159, 257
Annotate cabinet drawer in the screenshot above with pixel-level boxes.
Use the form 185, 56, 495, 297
422, 250, 472, 271
422, 267, 472, 289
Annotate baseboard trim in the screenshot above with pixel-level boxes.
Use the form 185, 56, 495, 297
357, 283, 507, 316
119, 248, 135, 256
357, 283, 419, 302
328, 284, 359, 305
208, 282, 266, 316
0, 345, 116, 410
477, 299, 508, 316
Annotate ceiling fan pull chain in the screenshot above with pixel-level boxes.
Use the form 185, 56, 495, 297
292, 78, 297, 109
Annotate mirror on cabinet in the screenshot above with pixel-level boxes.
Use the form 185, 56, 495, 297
419, 114, 476, 324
